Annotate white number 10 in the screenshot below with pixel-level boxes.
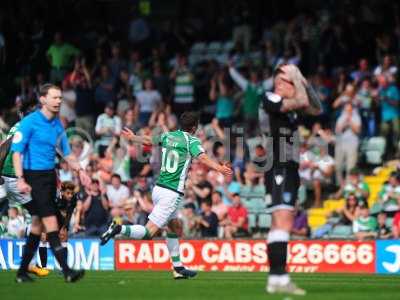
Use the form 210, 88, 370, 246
161, 148, 179, 173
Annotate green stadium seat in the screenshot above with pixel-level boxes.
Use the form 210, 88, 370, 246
328, 225, 353, 239
370, 203, 383, 215
385, 217, 393, 229
258, 213, 272, 229
248, 213, 257, 231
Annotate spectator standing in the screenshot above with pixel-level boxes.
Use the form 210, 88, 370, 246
377, 75, 400, 157
94, 65, 115, 115
170, 54, 194, 117
63, 57, 93, 133
108, 43, 127, 81
95, 102, 122, 158
335, 103, 361, 188
353, 78, 376, 138
228, 62, 263, 136
135, 78, 162, 126
209, 70, 235, 127
47, 32, 80, 83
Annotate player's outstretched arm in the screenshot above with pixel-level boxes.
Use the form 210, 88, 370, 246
121, 127, 153, 145
197, 153, 232, 177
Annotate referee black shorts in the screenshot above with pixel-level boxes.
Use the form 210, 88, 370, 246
24, 169, 58, 218
265, 165, 300, 212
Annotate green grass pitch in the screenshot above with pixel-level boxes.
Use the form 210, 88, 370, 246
1, 271, 399, 300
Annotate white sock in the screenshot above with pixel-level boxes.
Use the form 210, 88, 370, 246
166, 233, 183, 268
268, 274, 290, 286
121, 225, 149, 239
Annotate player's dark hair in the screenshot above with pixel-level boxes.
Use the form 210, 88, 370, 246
39, 83, 61, 97
61, 181, 75, 191
179, 111, 199, 132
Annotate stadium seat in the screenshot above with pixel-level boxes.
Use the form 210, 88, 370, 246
364, 137, 386, 165
222, 41, 234, 53
385, 217, 393, 229
370, 203, 383, 215
190, 42, 207, 55
207, 41, 222, 55
258, 213, 272, 229
248, 213, 257, 231
328, 225, 353, 239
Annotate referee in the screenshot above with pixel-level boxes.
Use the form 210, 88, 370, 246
11, 83, 91, 283
261, 64, 322, 295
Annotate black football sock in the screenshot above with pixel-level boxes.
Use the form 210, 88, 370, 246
267, 230, 290, 276
38, 246, 48, 268
18, 233, 41, 273
47, 231, 70, 273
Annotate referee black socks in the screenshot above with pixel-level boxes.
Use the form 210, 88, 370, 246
19, 233, 41, 273
47, 231, 70, 273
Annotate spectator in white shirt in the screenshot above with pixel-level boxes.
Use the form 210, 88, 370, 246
106, 174, 130, 217
135, 78, 162, 126
373, 55, 398, 79
95, 102, 122, 158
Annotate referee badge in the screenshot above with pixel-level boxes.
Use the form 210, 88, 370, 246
283, 192, 292, 203
12, 131, 23, 144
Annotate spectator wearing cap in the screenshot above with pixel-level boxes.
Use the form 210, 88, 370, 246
334, 103, 361, 189
134, 78, 162, 126
224, 193, 248, 239
95, 102, 122, 158
353, 203, 377, 241
199, 201, 219, 238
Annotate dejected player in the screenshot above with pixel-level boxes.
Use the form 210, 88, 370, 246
261, 64, 322, 295
28, 181, 83, 275
100, 111, 232, 279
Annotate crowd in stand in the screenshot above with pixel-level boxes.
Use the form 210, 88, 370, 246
1, 1, 400, 240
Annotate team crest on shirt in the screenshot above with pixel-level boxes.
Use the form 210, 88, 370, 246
274, 175, 284, 185
283, 192, 292, 203
12, 131, 23, 144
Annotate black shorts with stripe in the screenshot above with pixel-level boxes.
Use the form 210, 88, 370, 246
265, 166, 300, 212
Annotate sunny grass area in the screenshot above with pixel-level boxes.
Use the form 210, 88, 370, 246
0, 271, 399, 300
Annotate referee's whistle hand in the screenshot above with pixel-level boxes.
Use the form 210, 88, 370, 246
17, 179, 31, 194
